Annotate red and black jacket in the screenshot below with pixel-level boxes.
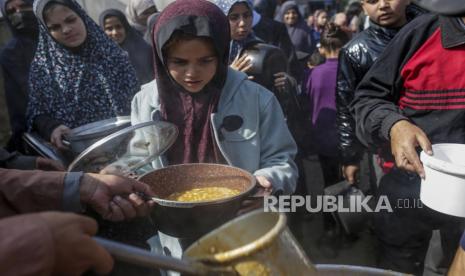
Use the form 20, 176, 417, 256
352, 14, 465, 148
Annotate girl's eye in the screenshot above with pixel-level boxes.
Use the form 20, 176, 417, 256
228, 14, 239, 21
170, 60, 187, 65
201, 58, 216, 64
48, 25, 60, 32
65, 17, 77, 24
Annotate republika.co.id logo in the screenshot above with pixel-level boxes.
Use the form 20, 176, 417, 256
263, 195, 421, 213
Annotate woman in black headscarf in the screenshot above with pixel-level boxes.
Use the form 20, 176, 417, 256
0, 0, 38, 152
100, 9, 154, 85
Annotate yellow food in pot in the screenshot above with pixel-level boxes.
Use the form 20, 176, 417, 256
167, 187, 241, 202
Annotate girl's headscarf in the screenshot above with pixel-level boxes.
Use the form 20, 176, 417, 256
152, 0, 230, 164
277, 1, 314, 54
212, 0, 260, 63
126, 0, 155, 33
99, 9, 154, 85
27, 0, 139, 130
144, 12, 160, 45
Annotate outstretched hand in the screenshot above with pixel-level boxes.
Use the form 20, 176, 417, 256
80, 173, 155, 221
390, 120, 433, 179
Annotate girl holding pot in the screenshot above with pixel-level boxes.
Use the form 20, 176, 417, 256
130, 0, 297, 258
27, 0, 139, 149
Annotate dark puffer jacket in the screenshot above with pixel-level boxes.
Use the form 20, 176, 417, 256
336, 4, 426, 165
336, 22, 400, 165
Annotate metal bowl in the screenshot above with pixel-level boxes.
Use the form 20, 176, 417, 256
138, 163, 256, 239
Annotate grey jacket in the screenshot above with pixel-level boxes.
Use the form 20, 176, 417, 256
131, 68, 298, 194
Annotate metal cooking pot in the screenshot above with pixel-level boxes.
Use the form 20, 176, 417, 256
138, 163, 257, 239
63, 116, 131, 156
244, 43, 288, 90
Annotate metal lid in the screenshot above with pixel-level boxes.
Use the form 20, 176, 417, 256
66, 116, 131, 141
415, 0, 465, 16
67, 121, 178, 175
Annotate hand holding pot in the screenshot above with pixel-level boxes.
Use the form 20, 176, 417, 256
50, 125, 71, 150
230, 54, 253, 73
38, 212, 114, 276
238, 176, 273, 215
390, 120, 433, 178
80, 174, 155, 221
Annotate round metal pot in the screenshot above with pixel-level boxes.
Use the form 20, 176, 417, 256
138, 163, 256, 239
184, 210, 317, 275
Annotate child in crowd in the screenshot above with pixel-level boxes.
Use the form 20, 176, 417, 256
130, 0, 297, 258
305, 22, 349, 257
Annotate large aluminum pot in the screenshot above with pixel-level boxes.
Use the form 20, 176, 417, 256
184, 210, 317, 276
138, 163, 256, 239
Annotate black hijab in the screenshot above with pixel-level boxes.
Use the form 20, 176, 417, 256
99, 9, 154, 85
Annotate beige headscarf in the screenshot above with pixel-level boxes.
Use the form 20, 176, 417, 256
125, 0, 156, 32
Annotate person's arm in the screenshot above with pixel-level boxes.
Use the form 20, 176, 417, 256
336, 48, 365, 166
0, 212, 113, 276
253, 92, 298, 195
0, 169, 65, 218
351, 15, 437, 147
448, 231, 465, 276
0, 148, 37, 170
336, 48, 366, 183
0, 169, 155, 221
351, 15, 437, 176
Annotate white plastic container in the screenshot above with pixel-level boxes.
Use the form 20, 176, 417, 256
420, 143, 465, 217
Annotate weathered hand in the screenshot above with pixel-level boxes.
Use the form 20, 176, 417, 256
342, 164, 359, 185
80, 173, 155, 221
50, 125, 71, 150
38, 212, 114, 276
390, 120, 432, 178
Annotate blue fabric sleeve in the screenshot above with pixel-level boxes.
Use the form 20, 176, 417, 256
62, 172, 84, 212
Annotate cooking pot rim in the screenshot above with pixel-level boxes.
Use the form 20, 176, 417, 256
185, 210, 287, 263
138, 163, 258, 207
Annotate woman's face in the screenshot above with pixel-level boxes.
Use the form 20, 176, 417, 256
166, 38, 218, 93
45, 5, 87, 48
228, 3, 252, 41
104, 16, 127, 45
283, 8, 299, 26
316, 11, 328, 27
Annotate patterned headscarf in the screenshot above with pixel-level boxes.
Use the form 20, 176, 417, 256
152, 0, 230, 164
27, 0, 139, 130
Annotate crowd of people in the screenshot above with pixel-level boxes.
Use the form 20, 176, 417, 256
1, 0, 465, 275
